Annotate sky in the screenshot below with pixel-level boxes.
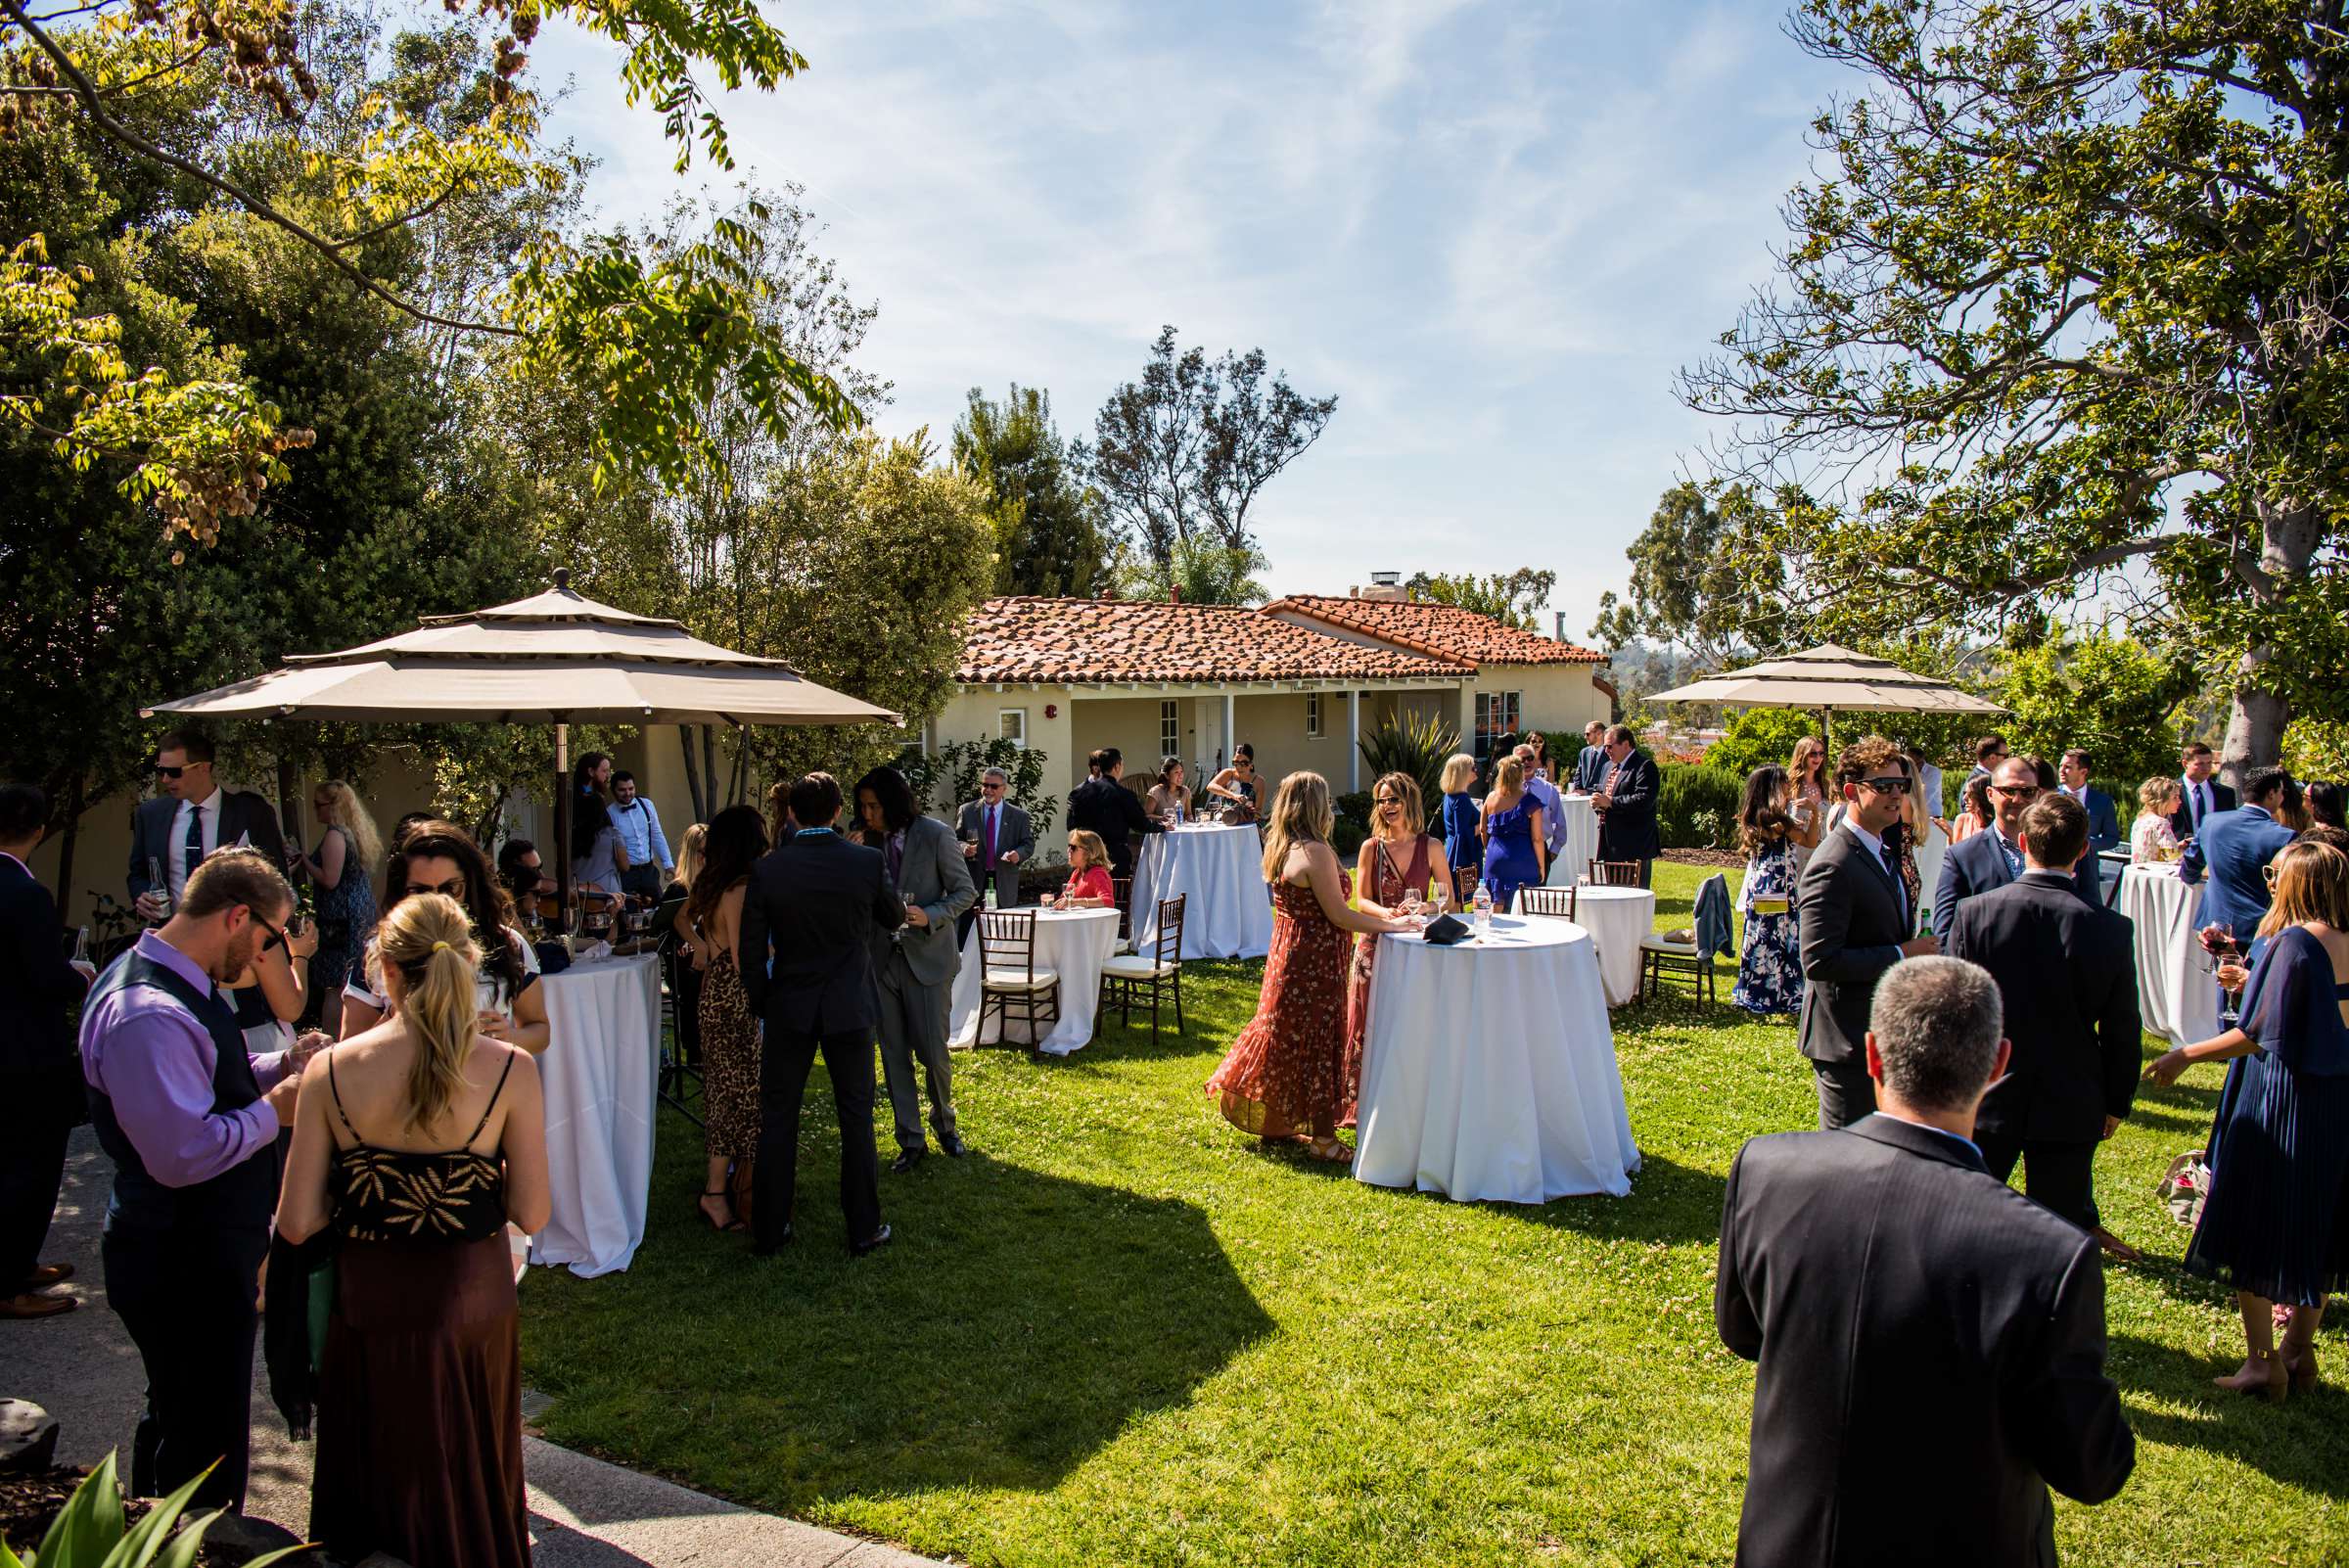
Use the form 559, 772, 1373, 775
530, 1, 1853, 645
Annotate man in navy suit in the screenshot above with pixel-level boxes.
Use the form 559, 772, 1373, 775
1571, 719, 1609, 793
1934, 757, 2100, 945
2180, 765, 2298, 945
1, 783, 93, 1320
2168, 742, 2236, 843
2057, 750, 2122, 855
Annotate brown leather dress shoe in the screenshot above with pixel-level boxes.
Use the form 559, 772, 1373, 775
0, 1291, 76, 1320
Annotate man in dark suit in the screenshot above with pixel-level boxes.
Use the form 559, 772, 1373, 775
1717, 956, 2134, 1566
738, 772, 901, 1257
1, 783, 93, 1320
2169, 741, 2236, 843
126, 731, 287, 921
1934, 756, 2101, 945
1067, 747, 1163, 881
955, 766, 1035, 936
1591, 724, 1661, 887
2057, 750, 2122, 855
2180, 765, 2298, 945
1570, 719, 1609, 793
1947, 792, 2142, 1255
1796, 736, 1939, 1129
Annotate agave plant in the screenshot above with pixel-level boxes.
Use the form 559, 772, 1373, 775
1357, 711, 1462, 814
1, 1452, 308, 1568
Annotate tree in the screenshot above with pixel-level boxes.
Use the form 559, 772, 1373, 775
1113, 534, 1269, 607
1082, 324, 1335, 592
1, 0, 858, 541
1998, 633, 2200, 789
1403, 569, 1557, 631
1588, 483, 1790, 669
1700, 708, 1820, 781
952, 384, 1108, 597
1682, 0, 2349, 784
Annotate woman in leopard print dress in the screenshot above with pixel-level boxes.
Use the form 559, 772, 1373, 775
680, 806, 767, 1232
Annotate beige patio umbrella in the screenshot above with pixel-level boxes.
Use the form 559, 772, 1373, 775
146, 570, 899, 910
1645, 643, 2004, 733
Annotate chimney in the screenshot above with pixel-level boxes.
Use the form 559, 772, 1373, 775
1360, 572, 1406, 603
1169, 584, 1182, 604
1554, 611, 1567, 641
1350, 585, 1359, 597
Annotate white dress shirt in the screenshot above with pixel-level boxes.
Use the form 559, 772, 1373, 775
167, 788, 226, 901
2181, 775, 2216, 830
610, 796, 673, 871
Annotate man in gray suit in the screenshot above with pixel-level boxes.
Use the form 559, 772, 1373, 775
955, 766, 1034, 940
1796, 736, 1940, 1129
855, 766, 977, 1172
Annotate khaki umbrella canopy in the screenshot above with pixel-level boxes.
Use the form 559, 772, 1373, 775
1645, 643, 2004, 718
147, 571, 900, 911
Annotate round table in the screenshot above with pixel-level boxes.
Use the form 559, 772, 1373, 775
1131, 823, 1272, 960
1516, 884, 1655, 1007
530, 952, 662, 1277
2117, 864, 2218, 1049
1354, 914, 1639, 1203
947, 905, 1123, 1054
1542, 793, 1602, 887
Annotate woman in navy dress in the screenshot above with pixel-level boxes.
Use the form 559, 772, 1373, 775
1478, 755, 1546, 908
2148, 840, 2349, 1402
1437, 752, 1482, 902
1731, 765, 1803, 1018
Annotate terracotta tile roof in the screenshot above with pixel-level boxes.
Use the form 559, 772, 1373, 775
1264, 594, 1607, 666
957, 597, 1469, 684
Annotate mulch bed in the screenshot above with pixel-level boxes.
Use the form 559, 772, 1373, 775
1661, 847, 1744, 867
1, 1467, 247, 1567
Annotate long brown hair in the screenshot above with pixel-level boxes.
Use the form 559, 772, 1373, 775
686, 806, 768, 936
2258, 841, 2349, 941
373, 894, 483, 1132
1261, 771, 1333, 882
1370, 771, 1426, 838
386, 821, 523, 1004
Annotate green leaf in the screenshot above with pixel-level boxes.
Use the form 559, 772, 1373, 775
33, 1451, 123, 1568
111, 1465, 212, 1568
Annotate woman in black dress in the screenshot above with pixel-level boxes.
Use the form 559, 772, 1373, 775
277, 893, 550, 1566
2148, 841, 2349, 1402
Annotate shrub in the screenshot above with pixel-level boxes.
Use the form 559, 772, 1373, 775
2, 1451, 307, 1567
1356, 713, 1462, 815
1658, 763, 1742, 851
1332, 789, 1373, 858
1701, 707, 1820, 780
898, 738, 1060, 835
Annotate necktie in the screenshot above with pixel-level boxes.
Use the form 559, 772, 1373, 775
183, 804, 206, 887
2196, 783, 2209, 825
983, 807, 997, 868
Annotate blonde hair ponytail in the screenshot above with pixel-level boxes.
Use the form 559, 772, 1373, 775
374, 893, 483, 1132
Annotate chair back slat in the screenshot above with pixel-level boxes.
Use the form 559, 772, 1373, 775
1152, 894, 1186, 967
1517, 885, 1579, 921
979, 908, 1037, 981
1113, 875, 1134, 941
1589, 860, 1642, 887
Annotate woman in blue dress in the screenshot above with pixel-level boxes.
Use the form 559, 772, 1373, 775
1731, 764, 1803, 1018
2147, 840, 2349, 1402
1478, 755, 1546, 909
1437, 752, 1482, 904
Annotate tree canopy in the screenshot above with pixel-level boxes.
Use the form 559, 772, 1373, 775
953, 384, 1108, 598
1681, 0, 2349, 781
1588, 483, 1790, 669
1405, 569, 1557, 632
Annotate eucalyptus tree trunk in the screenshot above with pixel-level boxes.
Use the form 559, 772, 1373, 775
2220, 499, 2321, 790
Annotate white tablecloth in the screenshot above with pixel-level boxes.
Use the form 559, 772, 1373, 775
1131, 823, 1272, 960
1516, 884, 1656, 1006
1355, 914, 1639, 1203
1543, 794, 1602, 887
2118, 865, 2218, 1049
947, 906, 1123, 1054
530, 952, 661, 1277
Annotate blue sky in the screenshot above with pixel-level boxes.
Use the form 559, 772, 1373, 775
532, 2, 1849, 643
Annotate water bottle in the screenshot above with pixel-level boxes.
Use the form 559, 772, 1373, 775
984, 882, 997, 912
1472, 879, 1494, 934
71, 925, 96, 981
145, 856, 170, 922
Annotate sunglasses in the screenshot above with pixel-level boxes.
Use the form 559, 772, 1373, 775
2263, 862, 2280, 886
983, 781, 1006, 790
1862, 776, 1912, 795
404, 876, 467, 899
154, 763, 193, 779
255, 915, 288, 953
1990, 783, 2040, 799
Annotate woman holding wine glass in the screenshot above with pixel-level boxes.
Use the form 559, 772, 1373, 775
2146, 841, 2349, 1402
1045, 831, 1117, 908
1205, 744, 1261, 823
1343, 773, 1448, 1121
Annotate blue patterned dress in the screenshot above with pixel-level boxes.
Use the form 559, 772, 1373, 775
1732, 832, 1803, 1017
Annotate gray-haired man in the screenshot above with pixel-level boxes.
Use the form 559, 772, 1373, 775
1716, 956, 2133, 1566
955, 769, 1034, 940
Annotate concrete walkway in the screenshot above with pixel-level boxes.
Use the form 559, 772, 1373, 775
12, 1130, 944, 1568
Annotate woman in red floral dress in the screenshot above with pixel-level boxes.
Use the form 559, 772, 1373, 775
1207, 771, 1413, 1162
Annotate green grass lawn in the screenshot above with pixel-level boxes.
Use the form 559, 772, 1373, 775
519, 863, 2349, 1566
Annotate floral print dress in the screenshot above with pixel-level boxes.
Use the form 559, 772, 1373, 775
1207, 872, 1356, 1136
1733, 833, 1804, 1017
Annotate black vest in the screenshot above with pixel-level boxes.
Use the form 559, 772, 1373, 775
85, 948, 278, 1233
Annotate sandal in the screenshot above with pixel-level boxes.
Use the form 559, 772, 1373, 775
696, 1190, 747, 1233
1307, 1136, 1354, 1165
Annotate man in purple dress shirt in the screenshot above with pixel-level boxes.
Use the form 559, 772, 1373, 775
80, 848, 301, 1513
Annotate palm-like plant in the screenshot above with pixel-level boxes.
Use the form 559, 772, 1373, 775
1, 1453, 307, 1568
1357, 712, 1462, 815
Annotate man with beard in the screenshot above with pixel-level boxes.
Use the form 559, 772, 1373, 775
80, 848, 306, 1513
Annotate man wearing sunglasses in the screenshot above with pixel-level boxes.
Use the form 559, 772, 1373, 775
125, 731, 287, 924
1934, 756, 2101, 946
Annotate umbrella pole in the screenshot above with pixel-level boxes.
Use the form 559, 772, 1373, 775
554, 720, 573, 928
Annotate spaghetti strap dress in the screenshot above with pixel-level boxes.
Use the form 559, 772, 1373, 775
1344, 836, 1434, 1125
310, 1050, 532, 1568
2183, 927, 2349, 1307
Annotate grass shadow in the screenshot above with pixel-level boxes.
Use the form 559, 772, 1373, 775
2110, 1332, 2349, 1499
522, 1107, 1276, 1510
1512, 1151, 1727, 1247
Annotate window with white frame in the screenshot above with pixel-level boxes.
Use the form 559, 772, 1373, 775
999, 709, 1027, 748
1474, 691, 1522, 758
1306, 693, 1322, 738
1161, 700, 1179, 759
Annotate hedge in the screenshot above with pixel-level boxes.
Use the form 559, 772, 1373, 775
1658, 763, 1742, 851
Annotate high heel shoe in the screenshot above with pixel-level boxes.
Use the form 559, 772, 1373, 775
2282, 1349, 2321, 1393
2215, 1348, 2288, 1403
696, 1190, 746, 1233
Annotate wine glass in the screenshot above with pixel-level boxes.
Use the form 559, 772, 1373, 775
1431, 886, 1450, 919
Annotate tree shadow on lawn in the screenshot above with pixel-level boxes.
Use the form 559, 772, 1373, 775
2109, 1331, 2349, 1499
524, 1117, 1276, 1508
